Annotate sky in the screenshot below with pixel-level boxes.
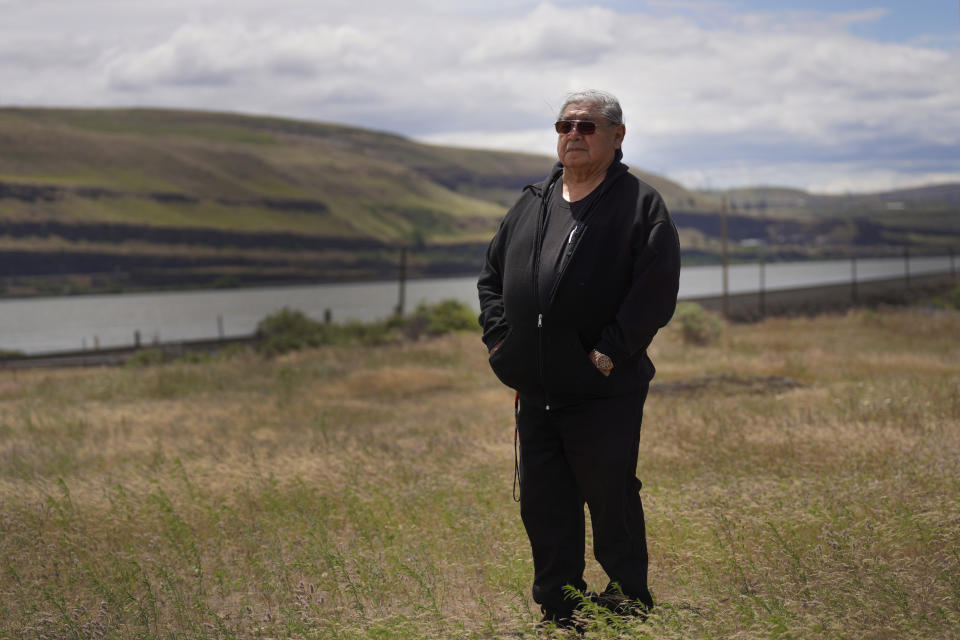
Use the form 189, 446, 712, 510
2, 0, 958, 194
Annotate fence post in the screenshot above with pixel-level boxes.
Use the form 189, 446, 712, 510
721, 198, 729, 319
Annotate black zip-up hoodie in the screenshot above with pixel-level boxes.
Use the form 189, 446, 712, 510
477, 152, 681, 409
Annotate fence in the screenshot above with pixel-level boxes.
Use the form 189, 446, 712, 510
689, 268, 956, 321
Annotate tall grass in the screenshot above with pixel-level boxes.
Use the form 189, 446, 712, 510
1, 308, 958, 638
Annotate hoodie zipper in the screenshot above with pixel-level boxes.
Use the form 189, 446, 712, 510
537, 312, 548, 410
532, 178, 555, 411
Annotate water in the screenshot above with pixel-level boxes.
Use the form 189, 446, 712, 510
1, 255, 954, 354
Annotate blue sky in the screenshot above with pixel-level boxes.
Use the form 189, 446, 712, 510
597, 0, 959, 45
735, 0, 957, 43
1, 0, 958, 193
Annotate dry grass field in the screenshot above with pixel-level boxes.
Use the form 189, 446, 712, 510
1, 307, 959, 639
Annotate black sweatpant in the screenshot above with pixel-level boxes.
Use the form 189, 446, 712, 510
517, 388, 653, 617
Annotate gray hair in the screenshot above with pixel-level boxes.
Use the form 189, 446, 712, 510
557, 89, 623, 124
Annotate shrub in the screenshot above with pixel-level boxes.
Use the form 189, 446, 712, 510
125, 348, 168, 367
927, 282, 960, 310
408, 299, 479, 339
254, 308, 400, 355
255, 301, 479, 355
255, 307, 331, 355
673, 301, 723, 345
339, 319, 395, 345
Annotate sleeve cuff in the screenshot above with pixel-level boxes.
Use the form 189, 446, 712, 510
483, 324, 509, 351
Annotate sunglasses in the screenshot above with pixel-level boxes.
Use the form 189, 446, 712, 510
554, 120, 600, 135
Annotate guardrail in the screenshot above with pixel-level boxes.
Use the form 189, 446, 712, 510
688, 271, 956, 321
0, 335, 256, 370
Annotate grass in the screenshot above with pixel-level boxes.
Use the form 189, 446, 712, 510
1, 307, 959, 638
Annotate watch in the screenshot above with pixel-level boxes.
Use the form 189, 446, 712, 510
590, 349, 614, 373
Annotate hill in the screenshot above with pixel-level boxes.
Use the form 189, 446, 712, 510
679, 183, 960, 261
0, 107, 551, 240
0, 107, 534, 293
0, 107, 957, 295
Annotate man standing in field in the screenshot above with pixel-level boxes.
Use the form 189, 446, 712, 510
477, 89, 681, 629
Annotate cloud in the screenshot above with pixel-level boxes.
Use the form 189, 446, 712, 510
461, 3, 619, 65
1, 1, 958, 193
102, 21, 383, 89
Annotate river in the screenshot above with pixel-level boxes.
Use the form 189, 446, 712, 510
1, 255, 954, 354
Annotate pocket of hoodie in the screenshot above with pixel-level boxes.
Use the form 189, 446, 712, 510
488, 327, 524, 386
570, 331, 609, 382
544, 330, 609, 393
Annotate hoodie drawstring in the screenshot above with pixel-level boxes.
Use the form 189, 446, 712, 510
513, 392, 522, 502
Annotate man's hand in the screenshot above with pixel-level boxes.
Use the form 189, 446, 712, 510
589, 349, 614, 377
489, 338, 505, 356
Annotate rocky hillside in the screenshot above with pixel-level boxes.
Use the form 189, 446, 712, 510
0, 107, 956, 295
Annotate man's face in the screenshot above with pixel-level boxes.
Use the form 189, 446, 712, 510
556, 102, 625, 173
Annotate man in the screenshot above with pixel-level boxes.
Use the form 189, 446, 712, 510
477, 89, 681, 628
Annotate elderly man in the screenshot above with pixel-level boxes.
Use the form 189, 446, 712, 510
477, 89, 681, 628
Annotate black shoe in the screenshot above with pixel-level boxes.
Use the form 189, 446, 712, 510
537, 609, 585, 635
591, 590, 652, 620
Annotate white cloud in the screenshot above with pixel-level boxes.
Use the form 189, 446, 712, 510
418, 127, 558, 158
461, 3, 618, 65
101, 21, 386, 89
0, 1, 957, 193
670, 162, 960, 195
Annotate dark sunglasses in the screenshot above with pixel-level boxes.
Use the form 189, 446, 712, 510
554, 120, 599, 135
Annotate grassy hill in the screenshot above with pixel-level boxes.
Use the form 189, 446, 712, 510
0, 108, 541, 240
1, 107, 957, 295
0, 107, 541, 293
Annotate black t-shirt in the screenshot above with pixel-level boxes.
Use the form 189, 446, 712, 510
538, 179, 601, 307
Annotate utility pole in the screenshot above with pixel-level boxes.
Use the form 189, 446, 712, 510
758, 258, 765, 319
721, 197, 730, 319
396, 246, 408, 316
851, 255, 858, 305
904, 247, 911, 289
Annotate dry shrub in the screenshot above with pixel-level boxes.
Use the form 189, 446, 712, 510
673, 301, 724, 345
